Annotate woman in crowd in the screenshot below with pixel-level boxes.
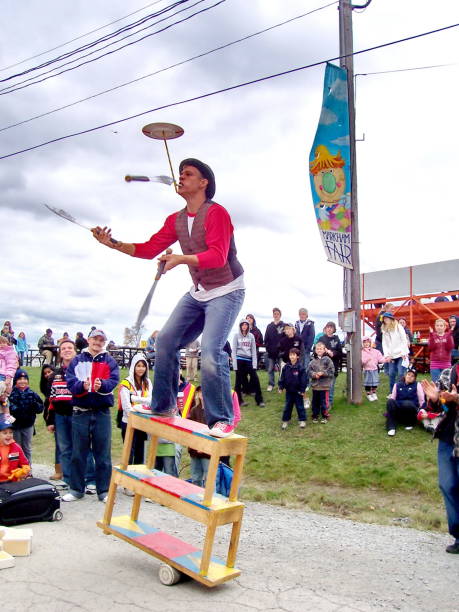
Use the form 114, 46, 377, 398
381, 312, 410, 391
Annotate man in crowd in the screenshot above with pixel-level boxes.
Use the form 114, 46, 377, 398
37, 328, 55, 364
264, 308, 284, 392
295, 308, 315, 383
63, 329, 119, 502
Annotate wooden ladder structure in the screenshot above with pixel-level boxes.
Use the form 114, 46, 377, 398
97, 412, 248, 587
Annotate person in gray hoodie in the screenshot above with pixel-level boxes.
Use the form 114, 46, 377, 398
232, 320, 264, 407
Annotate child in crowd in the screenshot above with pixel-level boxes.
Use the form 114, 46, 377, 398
0, 381, 14, 424
278, 323, 303, 365
233, 319, 264, 407
40, 364, 60, 480
381, 312, 410, 391
316, 322, 343, 408
187, 387, 210, 486
361, 337, 386, 401
0, 417, 30, 482
417, 368, 451, 432
16, 332, 29, 367
8, 369, 44, 465
279, 348, 307, 429
0, 334, 18, 404
429, 319, 454, 383
118, 354, 152, 465
308, 342, 335, 423
385, 367, 425, 436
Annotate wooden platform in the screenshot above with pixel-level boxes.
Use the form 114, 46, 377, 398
98, 410, 248, 587
97, 515, 240, 587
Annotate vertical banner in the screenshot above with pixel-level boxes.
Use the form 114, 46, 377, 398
309, 63, 352, 269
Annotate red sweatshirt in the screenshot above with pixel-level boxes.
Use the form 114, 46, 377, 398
428, 331, 454, 369
0, 441, 30, 482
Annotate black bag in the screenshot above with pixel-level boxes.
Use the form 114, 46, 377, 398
0, 478, 62, 526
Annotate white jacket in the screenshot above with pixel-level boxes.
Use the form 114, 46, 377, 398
382, 323, 409, 359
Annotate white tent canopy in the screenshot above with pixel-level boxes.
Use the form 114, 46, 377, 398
361, 259, 459, 301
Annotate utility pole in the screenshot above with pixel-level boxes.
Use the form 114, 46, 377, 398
339, 0, 364, 404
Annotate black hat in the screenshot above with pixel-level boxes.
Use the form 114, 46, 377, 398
179, 158, 215, 199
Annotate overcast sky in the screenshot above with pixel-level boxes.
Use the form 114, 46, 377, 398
1, 0, 458, 346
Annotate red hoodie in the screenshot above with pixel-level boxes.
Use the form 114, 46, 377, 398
428, 331, 454, 369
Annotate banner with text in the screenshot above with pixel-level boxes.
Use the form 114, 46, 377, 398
309, 63, 352, 269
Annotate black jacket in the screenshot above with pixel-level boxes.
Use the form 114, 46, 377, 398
279, 363, 307, 393
264, 321, 284, 358
278, 334, 304, 363
316, 334, 343, 376
434, 364, 458, 445
9, 387, 44, 429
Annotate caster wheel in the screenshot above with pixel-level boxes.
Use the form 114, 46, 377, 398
158, 563, 182, 586
52, 509, 63, 521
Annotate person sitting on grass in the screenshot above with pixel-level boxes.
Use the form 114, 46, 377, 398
0, 416, 30, 482
308, 342, 335, 424
385, 367, 425, 436
279, 348, 307, 430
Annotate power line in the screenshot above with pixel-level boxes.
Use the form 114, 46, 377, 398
0, 1, 338, 133
1, 21, 457, 161
0, 0, 166, 73
0, 0, 197, 88
355, 61, 458, 76
0, 0, 223, 96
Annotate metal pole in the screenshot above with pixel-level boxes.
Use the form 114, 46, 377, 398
339, 0, 362, 404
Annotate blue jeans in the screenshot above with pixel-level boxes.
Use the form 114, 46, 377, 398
70, 409, 112, 499
155, 455, 178, 477
13, 426, 33, 465
430, 368, 443, 384
438, 440, 459, 541
388, 357, 403, 391
55, 413, 96, 486
190, 456, 210, 486
282, 391, 306, 422
152, 289, 245, 427
302, 353, 311, 387
267, 356, 282, 387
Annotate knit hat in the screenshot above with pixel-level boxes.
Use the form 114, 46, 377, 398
362, 336, 371, 343
179, 158, 215, 199
0, 416, 12, 431
14, 369, 29, 384
406, 366, 417, 378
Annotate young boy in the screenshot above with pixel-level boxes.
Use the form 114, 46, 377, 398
278, 348, 308, 429
0, 416, 30, 482
308, 342, 335, 423
9, 369, 44, 465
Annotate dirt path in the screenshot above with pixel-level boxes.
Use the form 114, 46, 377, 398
4, 464, 458, 611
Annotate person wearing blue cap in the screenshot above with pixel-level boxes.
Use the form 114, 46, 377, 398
92, 159, 244, 438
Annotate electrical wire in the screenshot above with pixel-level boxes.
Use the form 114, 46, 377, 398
0, 1, 338, 133
0, 0, 223, 96
0, 0, 166, 73
0, 0, 197, 87
0, 21, 457, 161
355, 62, 458, 76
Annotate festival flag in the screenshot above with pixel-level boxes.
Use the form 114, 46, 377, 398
309, 63, 352, 269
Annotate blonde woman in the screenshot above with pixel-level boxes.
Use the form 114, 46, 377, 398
381, 312, 409, 391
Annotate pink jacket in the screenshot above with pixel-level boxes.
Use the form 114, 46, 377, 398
361, 347, 385, 371
0, 345, 18, 379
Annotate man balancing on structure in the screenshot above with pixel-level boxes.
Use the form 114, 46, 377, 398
92, 159, 244, 438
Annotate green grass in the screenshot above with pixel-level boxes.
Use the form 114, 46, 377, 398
23, 367, 445, 533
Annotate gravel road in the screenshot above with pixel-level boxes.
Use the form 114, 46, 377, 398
3, 464, 458, 612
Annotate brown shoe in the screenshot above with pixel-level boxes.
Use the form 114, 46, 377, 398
49, 463, 63, 480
